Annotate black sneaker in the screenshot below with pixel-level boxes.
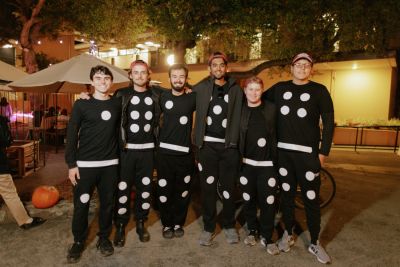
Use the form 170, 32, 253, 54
173, 225, 184, 238
20, 217, 46, 230
113, 223, 126, 247
162, 227, 174, 239
67, 241, 84, 264
96, 238, 114, 257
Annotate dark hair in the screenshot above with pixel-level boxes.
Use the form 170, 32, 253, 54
90, 65, 113, 81
0, 97, 8, 106
47, 107, 56, 117
168, 64, 188, 78
60, 109, 68, 116
244, 76, 264, 89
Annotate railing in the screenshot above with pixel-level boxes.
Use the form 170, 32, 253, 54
333, 125, 400, 152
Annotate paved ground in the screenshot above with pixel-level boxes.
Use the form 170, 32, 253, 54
1, 148, 400, 266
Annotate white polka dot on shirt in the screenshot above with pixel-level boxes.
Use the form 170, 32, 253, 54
131, 96, 140, 105
297, 108, 307, 118
144, 124, 151, 132
222, 118, 227, 128
213, 105, 222, 115
305, 171, 315, 181
145, 111, 153, 120
165, 100, 174, 109
283, 91, 292, 100
130, 110, 139, 120
101, 111, 111, 120
144, 97, 153, 105
224, 95, 229, 103
130, 124, 139, 133
300, 93, 310, 102
280, 105, 290, 115
207, 116, 212, 125
180, 116, 188, 125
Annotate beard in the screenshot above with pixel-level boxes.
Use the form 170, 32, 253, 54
171, 83, 185, 92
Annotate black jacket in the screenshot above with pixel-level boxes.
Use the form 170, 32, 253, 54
239, 100, 277, 163
114, 85, 163, 150
193, 76, 243, 148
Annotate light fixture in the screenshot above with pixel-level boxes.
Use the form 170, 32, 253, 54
145, 41, 154, 46
2, 44, 13, 48
59, 40, 63, 44
352, 63, 358, 70
167, 54, 175, 66
37, 40, 42, 45
136, 44, 145, 48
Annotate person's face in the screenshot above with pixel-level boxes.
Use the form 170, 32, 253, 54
91, 72, 112, 94
244, 82, 262, 106
130, 64, 149, 88
169, 68, 187, 92
291, 59, 312, 82
208, 58, 227, 80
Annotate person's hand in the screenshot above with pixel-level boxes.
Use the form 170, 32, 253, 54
79, 92, 91, 100
68, 167, 80, 186
318, 154, 326, 167
184, 87, 192, 94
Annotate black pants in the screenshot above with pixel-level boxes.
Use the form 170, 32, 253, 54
114, 150, 154, 225
198, 142, 240, 232
72, 165, 118, 242
156, 152, 194, 227
278, 150, 321, 243
239, 164, 278, 243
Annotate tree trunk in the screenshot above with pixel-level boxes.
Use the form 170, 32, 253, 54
173, 39, 196, 64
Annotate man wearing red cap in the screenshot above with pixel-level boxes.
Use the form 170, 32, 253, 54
193, 52, 243, 246
263, 52, 334, 264
113, 60, 163, 246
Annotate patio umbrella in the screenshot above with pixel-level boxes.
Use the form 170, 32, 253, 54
8, 54, 130, 93
0, 60, 28, 82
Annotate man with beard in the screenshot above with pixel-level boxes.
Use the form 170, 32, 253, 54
193, 52, 243, 246
113, 60, 163, 246
156, 64, 196, 239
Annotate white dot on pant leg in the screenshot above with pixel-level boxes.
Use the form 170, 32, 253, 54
305, 171, 315, 181
206, 176, 214, 184
307, 190, 316, 200
118, 181, 127, 190
142, 203, 150, 210
257, 138, 266, 147
181, 191, 189, 198
268, 177, 276, 187
158, 179, 167, 187
142, 177, 151, 185
118, 208, 127, 215
223, 191, 230, 199
184, 175, 191, 183
266, 195, 275, 204
159, 196, 167, 203
282, 183, 291, 191
119, 196, 128, 204
142, 192, 150, 199
242, 193, 250, 201
240, 176, 248, 185
279, 168, 288, 176
80, 193, 90, 203
198, 163, 203, 172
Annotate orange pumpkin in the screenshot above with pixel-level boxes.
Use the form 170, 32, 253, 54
32, 186, 60, 209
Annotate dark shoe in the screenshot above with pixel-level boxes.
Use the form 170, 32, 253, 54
136, 220, 150, 242
96, 238, 114, 257
162, 227, 174, 239
173, 225, 184, 238
20, 217, 46, 230
113, 223, 126, 247
67, 242, 84, 264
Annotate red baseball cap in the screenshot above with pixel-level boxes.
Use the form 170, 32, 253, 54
292, 53, 313, 65
208, 52, 228, 66
130, 60, 151, 73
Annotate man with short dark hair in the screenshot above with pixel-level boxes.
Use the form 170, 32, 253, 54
65, 65, 121, 263
263, 52, 334, 264
156, 64, 196, 238
193, 52, 243, 246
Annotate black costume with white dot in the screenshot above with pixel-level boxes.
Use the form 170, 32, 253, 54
263, 80, 334, 243
205, 83, 229, 140
157, 91, 196, 228
239, 103, 278, 244
114, 87, 161, 225
65, 97, 121, 243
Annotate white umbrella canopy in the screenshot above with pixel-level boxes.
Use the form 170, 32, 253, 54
0, 60, 28, 82
8, 54, 130, 93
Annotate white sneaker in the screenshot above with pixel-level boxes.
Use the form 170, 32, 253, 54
308, 241, 331, 264
244, 230, 257, 246
198, 230, 214, 246
224, 228, 239, 244
277, 230, 295, 252
266, 243, 280, 255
